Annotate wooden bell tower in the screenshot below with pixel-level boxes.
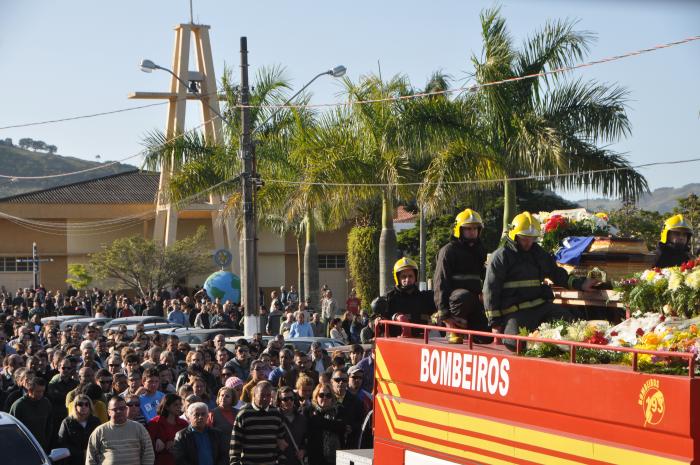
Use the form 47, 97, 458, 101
129, 23, 238, 270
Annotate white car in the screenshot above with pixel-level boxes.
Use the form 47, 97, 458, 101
0, 412, 69, 464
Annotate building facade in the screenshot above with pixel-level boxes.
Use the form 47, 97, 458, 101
0, 170, 352, 307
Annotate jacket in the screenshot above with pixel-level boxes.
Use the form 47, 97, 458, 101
654, 242, 691, 268
57, 415, 101, 465
384, 285, 435, 324
483, 237, 585, 323
433, 238, 487, 314
171, 426, 228, 465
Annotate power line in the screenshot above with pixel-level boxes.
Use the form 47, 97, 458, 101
0, 90, 223, 131
0, 34, 697, 183
260, 156, 700, 187
0, 115, 218, 181
235, 35, 700, 109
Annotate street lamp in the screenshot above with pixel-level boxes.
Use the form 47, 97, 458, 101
140, 54, 346, 336
139, 58, 346, 129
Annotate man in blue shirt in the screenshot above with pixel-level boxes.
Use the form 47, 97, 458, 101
139, 368, 164, 422
167, 301, 189, 327
172, 402, 228, 465
288, 311, 314, 338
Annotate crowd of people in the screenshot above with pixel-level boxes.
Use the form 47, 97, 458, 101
3, 207, 686, 464
0, 284, 375, 465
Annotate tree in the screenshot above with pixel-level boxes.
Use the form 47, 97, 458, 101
421, 7, 647, 234
340, 74, 417, 296
65, 263, 93, 290
608, 202, 663, 250
88, 227, 210, 297
46, 145, 58, 154
347, 225, 380, 310
18, 138, 32, 150
31, 140, 46, 152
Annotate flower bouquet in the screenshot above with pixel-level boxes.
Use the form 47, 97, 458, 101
606, 312, 700, 373
615, 261, 700, 318
536, 211, 611, 253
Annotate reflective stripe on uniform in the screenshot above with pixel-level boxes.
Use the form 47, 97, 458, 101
502, 279, 541, 289
486, 298, 547, 320
451, 274, 482, 281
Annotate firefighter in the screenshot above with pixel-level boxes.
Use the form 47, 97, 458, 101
432, 208, 492, 344
654, 214, 693, 268
372, 257, 435, 337
483, 212, 600, 350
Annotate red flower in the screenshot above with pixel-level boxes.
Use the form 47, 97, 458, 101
544, 215, 567, 233
585, 331, 609, 345
610, 331, 619, 337
659, 315, 666, 322
636, 328, 645, 337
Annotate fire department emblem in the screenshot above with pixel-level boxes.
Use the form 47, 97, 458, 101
638, 379, 665, 427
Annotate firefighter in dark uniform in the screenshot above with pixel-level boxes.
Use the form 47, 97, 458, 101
432, 208, 492, 344
483, 212, 600, 350
372, 257, 435, 337
654, 214, 693, 268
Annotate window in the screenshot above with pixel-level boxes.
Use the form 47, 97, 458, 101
318, 255, 346, 269
0, 424, 45, 465
0, 257, 32, 273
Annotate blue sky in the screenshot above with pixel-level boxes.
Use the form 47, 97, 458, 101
1, 0, 698, 201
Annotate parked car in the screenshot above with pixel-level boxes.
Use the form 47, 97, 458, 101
224, 336, 345, 354
146, 327, 242, 346
103, 316, 167, 330
40, 315, 82, 325
0, 412, 69, 465
59, 317, 112, 331
122, 322, 183, 337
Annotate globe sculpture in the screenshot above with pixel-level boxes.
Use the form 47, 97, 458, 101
203, 270, 241, 304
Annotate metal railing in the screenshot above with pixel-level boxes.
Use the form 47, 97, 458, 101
379, 319, 697, 379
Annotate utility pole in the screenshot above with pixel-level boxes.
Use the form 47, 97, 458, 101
240, 37, 258, 336
419, 206, 427, 289
16, 242, 53, 289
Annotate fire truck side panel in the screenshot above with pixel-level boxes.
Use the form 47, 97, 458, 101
374, 337, 697, 465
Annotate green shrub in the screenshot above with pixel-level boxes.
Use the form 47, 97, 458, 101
347, 225, 380, 310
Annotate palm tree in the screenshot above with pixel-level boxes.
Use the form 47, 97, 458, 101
279, 108, 374, 309
422, 7, 647, 233
340, 74, 418, 295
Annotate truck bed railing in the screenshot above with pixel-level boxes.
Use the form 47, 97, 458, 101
379, 319, 697, 378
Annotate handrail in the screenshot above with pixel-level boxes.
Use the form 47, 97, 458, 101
379, 319, 696, 379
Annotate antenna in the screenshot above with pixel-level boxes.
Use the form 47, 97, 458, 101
189, 0, 194, 24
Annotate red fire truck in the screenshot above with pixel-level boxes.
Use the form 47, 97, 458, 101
358, 320, 699, 465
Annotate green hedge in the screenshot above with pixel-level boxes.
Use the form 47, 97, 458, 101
347, 225, 380, 311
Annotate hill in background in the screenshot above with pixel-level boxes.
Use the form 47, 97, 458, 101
577, 183, 700, 213
0, 145, 137, 198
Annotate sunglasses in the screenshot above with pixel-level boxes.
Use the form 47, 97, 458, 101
222, 372, 233, 377
76, 402, 90, 408
279, 396, 294, 402
99, 379, 113, 384
317, 393, 334, 399
332, 378, 348, 383
109, 364, 121, 367
126, 402, 140, 407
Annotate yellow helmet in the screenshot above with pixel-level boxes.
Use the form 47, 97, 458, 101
660, 214, 692, 244
393, 257, 418, 285
452, 208, 484, 238
508, 211, 541, 241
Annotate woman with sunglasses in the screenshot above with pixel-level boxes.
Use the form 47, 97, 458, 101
206, 386, 238, 444
146, 393, 188, 465
277, 386, 308, 465
57, 394, 101, 465
306, 383, 350, 465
